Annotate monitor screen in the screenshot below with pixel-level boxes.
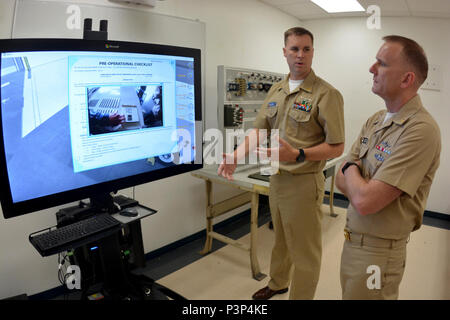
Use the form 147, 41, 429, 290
0, 39, 202, 219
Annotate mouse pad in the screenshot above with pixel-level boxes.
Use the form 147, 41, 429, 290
248, 173, 270, 182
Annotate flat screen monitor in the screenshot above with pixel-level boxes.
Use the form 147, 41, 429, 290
0, 38, 202, 219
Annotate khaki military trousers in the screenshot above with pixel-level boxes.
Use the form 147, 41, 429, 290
268, 171, 325, 300
340, 231, 408, 300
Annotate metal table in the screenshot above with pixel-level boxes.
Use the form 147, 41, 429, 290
191, 155, 345, 281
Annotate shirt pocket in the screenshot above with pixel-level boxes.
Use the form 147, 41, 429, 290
371, 130, 402, 173
359, 143, 369, 159
365, 143, 392, 178
265, 106, 278, 128
286, 108, 311, 137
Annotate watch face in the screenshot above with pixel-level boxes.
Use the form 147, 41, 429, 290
296, 149, 305, 163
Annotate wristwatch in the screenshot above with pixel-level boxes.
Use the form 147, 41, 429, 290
296, 148, 305, 163
341, 162, 359, 175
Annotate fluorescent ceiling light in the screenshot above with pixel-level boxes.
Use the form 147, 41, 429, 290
311, 0, 364, 13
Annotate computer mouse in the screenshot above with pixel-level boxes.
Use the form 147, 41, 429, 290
119, 207, 139, 217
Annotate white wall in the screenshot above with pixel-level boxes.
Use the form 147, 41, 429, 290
0, 0, 301, 298
0, 0, 15, 38
305, 17, 450, 215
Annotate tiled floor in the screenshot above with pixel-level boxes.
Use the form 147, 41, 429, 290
45, 199, 449, 300
154, 205, 450, 300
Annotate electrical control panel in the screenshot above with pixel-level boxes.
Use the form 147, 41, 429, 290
217, 65, 285, 133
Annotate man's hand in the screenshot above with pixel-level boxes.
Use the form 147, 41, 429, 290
255, 135, 298, 162
152, 103, 161, 116
109, 113, 125, 126
336, 159, 402, 215
217, 153, 237, 181
336, 160, 361, 196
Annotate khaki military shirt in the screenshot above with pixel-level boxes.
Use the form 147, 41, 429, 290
253, 69, 345, 174
345, 95, 441, 239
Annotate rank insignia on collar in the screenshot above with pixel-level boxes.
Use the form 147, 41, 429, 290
268, 102, 277, 107
376, 144, 391, 155
361, 137, 368, 144
374, 153, 384, 162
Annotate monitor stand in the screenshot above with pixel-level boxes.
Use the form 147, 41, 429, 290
53, 192, 173, 300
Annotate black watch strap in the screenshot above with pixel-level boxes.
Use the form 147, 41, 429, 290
296, 148, 305, 163
341, 162, 359, 175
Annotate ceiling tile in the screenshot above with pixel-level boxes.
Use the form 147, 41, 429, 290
407, 0, 450, 17
358, 0, 410, 11
328, 11, 370, 18
259, 0, 309, 6
258, 0, 450, 20
356, 0, 411, 17
278, 1, 329, 19
410, 11, 450, 18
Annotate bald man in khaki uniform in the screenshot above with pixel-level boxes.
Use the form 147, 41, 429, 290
336, 36, 441, 300
218, 27, 345, 300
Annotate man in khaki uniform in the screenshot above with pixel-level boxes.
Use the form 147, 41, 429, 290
336, 36, 441, 300
218, 27, 345, 299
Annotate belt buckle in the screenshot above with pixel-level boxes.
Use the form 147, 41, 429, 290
344, 229, 351, 241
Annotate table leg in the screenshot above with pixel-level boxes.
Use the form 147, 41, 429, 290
200, 180, 213, 255
250, 192, 266, 281
329, 174, 338, 217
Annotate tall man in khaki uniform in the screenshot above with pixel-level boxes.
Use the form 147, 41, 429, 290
218, 27, 345, 300
336, 36, 441, 300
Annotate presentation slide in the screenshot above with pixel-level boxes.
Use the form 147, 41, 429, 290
68, 54, 179, 172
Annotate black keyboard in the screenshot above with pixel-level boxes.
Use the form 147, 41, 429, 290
30, 213, 121, 257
